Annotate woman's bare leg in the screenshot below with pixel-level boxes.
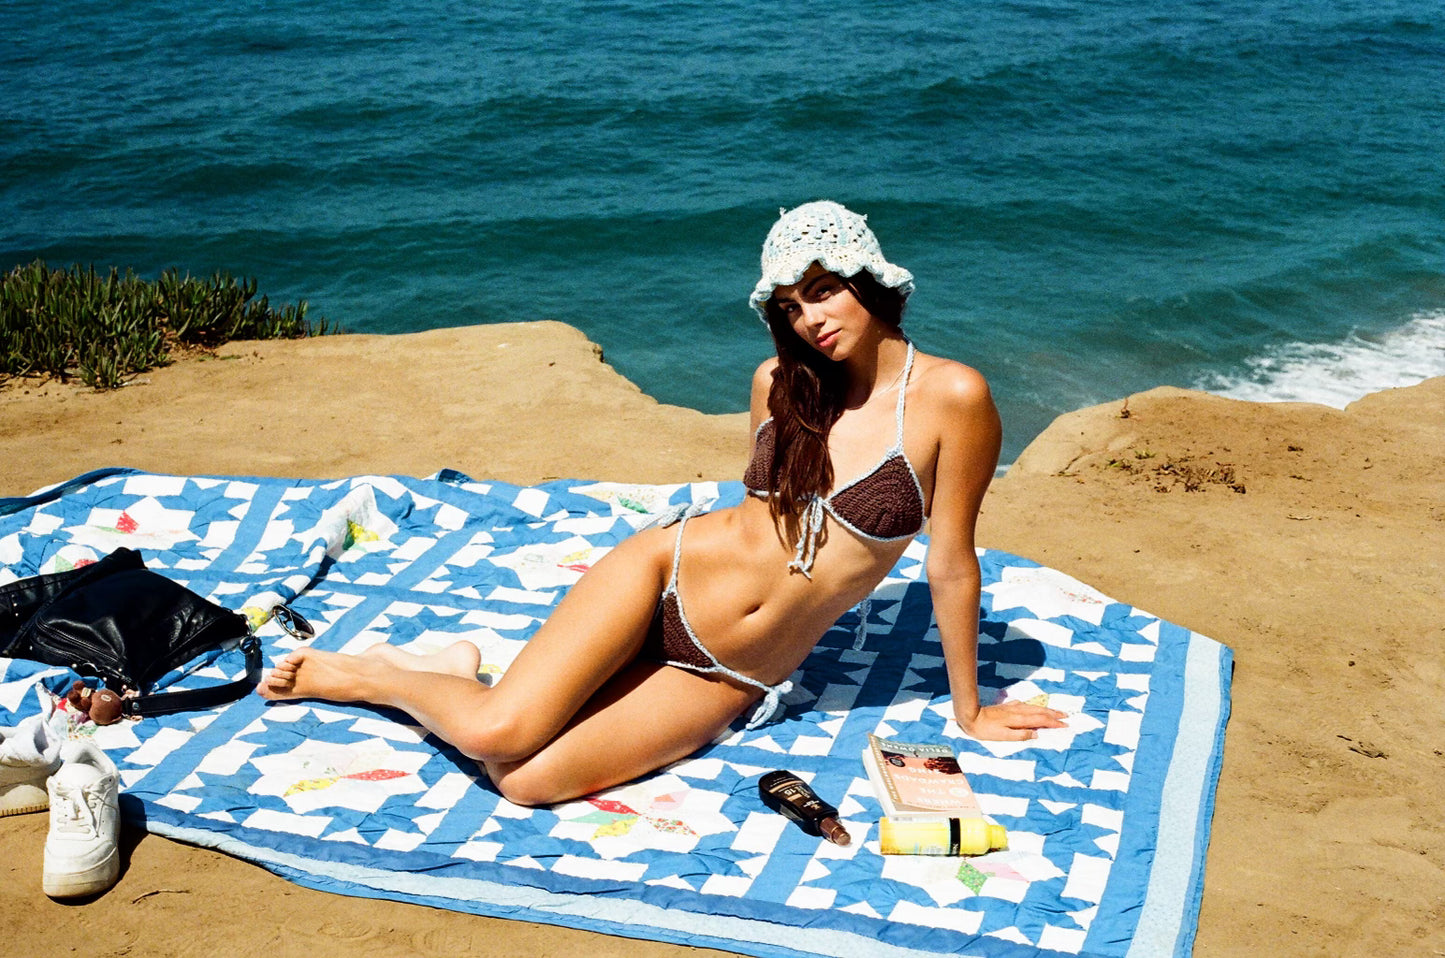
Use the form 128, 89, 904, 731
486, 659, 761, 806
360, 641, 481, 678
259, 642, 481, 699
257, 524, 677, 764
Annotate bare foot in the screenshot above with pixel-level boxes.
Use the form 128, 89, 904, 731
257, 648, 384, 703
359, 641, 481, 680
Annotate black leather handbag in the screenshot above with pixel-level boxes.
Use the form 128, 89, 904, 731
0, 547, 262, 718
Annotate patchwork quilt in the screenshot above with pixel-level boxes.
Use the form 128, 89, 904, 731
0, 469, 1230, 958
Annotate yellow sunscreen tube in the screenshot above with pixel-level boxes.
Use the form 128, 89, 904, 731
878, 817, 1008, 856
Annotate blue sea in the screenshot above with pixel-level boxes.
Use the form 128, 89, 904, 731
4, 0, 1442, 462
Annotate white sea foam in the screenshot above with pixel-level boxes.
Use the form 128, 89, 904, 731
1198, 311, 1445, 408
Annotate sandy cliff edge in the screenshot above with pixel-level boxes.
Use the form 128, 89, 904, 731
6, 321, 749, 495
2, 323, 1441, 957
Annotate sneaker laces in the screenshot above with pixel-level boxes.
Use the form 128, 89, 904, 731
51, 782, 100, 838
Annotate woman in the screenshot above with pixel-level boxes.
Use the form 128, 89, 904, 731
259, 201, 1066, 805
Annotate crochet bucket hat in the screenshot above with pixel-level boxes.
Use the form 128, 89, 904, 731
749, 200, 914, 320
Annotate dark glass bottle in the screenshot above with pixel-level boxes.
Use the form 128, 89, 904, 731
757, 770, 851, 846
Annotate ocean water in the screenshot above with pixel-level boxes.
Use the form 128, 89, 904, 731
3, 0, 1442, 462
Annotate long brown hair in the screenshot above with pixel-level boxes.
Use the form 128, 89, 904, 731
760, 270, 908, 523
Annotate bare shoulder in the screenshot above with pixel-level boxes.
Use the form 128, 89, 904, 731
752, 356, 780, 389
751, 357, 779, 404
911, 352, 995, 416
749, 357, 780, 424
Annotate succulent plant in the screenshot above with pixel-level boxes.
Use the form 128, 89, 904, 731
0, 261, 334, 388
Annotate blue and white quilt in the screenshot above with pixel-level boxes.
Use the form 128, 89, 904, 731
0, 469, 1230, 958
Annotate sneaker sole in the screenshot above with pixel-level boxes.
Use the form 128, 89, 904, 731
0, 782, 50, 816
43, 849, 120, 899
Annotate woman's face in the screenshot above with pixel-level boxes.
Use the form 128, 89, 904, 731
770, 264, 876, 361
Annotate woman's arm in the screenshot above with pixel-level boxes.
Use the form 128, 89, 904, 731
923, 362, 1067, 741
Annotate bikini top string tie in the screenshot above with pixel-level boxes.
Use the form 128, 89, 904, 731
787, 496, 826, 579
648, 499, 710, 530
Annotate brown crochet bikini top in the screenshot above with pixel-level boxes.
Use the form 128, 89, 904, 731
743, 342, 925, 576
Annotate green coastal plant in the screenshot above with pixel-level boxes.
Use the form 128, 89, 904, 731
0, 261, 334, 388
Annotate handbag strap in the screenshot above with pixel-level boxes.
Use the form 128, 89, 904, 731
121, 634, 263, 719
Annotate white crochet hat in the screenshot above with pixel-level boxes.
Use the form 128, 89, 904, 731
749, 200, 914, 320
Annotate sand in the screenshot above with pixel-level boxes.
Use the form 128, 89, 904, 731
2, 323, 1441, 957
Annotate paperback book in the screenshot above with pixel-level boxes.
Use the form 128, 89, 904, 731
861, 733, 983, 821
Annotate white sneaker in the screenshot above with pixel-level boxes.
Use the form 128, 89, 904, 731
43, 740, 121, 899
0, 712, 64, 817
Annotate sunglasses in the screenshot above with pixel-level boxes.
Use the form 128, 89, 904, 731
270, 605, 315, 641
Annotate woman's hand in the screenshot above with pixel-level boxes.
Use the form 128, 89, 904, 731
958, 701, 1069, 742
